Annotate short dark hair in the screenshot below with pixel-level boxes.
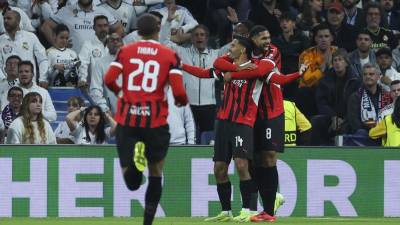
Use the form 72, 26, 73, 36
192, 24, 210, 38
280, 11, 296, 22
54, 23, 69, 36
148, 11, 163, 21
312, 23, 333, 36
356, 30, 371, 39
332, 48, 350, 64
137, 13, 160, 37
364, 1, 382, 15
391, 80, 400, 87
7, 86, 23, 97
6, 55, 21, 64
233, 35, 253, 59
375, 47, 392, 58
93, 15, 108, 26
18, 60, 34, 72
249, 25, 268, 39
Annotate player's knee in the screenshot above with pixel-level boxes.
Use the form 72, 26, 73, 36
214, 162, 228, 181
234, 158, 248, 173
262, 152, 277, 167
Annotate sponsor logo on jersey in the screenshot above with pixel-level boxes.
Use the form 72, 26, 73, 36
130, 105, 151, 116
92, 49, 102, 58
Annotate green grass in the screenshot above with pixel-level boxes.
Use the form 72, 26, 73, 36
1, 217, 400, 225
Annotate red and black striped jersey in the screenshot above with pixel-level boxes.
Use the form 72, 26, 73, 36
104, 40, 188, 128
212, 55, 278, 127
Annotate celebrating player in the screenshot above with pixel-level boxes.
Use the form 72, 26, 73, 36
104, 13, 188, 225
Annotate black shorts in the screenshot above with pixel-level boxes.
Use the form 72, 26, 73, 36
254, 114, 284, 153
115, 124, 170, 168
213, 120, 254, 163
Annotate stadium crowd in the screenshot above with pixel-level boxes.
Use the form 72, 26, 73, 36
0, 0, 400, 146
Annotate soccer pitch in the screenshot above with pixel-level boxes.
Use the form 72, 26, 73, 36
1, 217, 400, 225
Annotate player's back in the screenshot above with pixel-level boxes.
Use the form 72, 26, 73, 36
112, 40, 182, 128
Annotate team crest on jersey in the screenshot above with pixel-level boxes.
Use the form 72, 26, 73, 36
232, 79, 247, 87
3, 44, 13, 54
92, 49, 102, 58
383, 35, 388, 41
22, 42, 29, 50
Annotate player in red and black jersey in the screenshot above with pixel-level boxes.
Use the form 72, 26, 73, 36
182, 36, 276, 222
104, 14, 188, 225
213, 25, 308, 222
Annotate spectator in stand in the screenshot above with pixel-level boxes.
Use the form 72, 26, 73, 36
132, 0, 163, 15
98, 0, 138, 34
78, 15, 109, 88
0, 10, 48, 83
17, 60, 57, 122
393, 46, 400, 71
283, 100, 312, 146
54, 96, 84, 144
347, 63, 392, 136
272, 11, 310, 100
341, 0, 366, 28
379, 0, 400, 33
297, 23, 338, 117
151, 0, 198, 44
30, 0, 56, 29
161, 23, 227, 144
364, 2, 398, 50
167, 88, 195, 145
40, 0, 123, 53
43, 24, 79, 88
0, 86, 23, 143
0, 55, 21, 110
8, 0, 58, 18
376, 47, 400, 91
381, 80, 400, 118
325, 1, 358, 52
66, 105, 117, 144
313, 49, 361, 145
369, 97, 400, 147
349, 31, 376, 77
297, 0, 324, 35
207, 0, 250, 46
249, 0, 290, 37
0, 0, 35, 34
6, 92, 56, 144
90, 32, 123, 114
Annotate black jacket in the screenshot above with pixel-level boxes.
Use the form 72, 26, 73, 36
316, 67, 361, 118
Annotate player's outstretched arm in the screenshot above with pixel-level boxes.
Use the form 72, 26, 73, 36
104, 62, 122, 94
267, 63, 308, 85
227, 59, 275, 80
182, 64, 215, 79
169, 69, 189, 107
213, 55, 237, 72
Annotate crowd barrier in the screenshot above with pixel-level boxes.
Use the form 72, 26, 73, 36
0, 145, 399, 217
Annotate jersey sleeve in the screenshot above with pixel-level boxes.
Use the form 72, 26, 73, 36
182, 64, 216, 79
104, 49, 123, 94
213, 55, 237, 72
369, 118, 387, 139
229, 58, 275, 80
169, 52, 188, 106
267, 71, 301, 85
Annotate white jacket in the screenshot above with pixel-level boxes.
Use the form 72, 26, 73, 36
78, 37, 108, 82
6, 117, 56, 144
19, 83, 57, 122
89, 52, 119, 114
167, 89, 195, 145
380, 66, 400, 92
163, 38, 228, 106
0, 30, 49, 82
152, 4, 198, 33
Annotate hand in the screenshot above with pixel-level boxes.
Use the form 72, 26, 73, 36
77, 80, 88, 88
224, 72, 232, 82
226, 6, 239, 24
53, 64, 65, 72
167, 5, 178, 22
238, 63, 257, 71
299, 63, 309, 75
39, 81, 49, 89
330, 116, 344, 132
381, 75, 392, 85
79, 106, 87, 112
272, 8, 282, 18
